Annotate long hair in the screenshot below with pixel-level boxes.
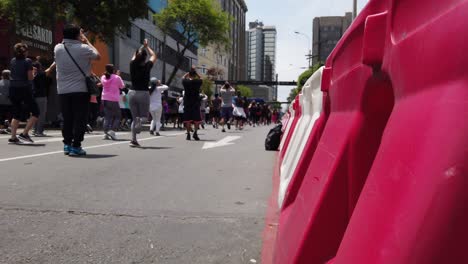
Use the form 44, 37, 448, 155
134, 48, 148, 65
14, 43, 28, 59
105, 64, 115, 79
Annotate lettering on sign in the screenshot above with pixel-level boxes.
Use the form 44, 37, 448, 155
16, 24, 53, 45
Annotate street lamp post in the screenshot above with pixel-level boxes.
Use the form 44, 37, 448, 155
294, 31, 312, 68
353, 0, 358, 19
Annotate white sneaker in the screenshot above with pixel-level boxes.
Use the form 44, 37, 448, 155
108, 130, 117, 140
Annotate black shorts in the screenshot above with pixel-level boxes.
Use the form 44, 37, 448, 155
211, 110, 221, 118
9, 85, 40, 119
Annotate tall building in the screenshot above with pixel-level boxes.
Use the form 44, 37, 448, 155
247, 21, 277, 101
197, 0, 247, 90
113, 0, 198, 96
198, 0, 247, 84
219, 0, 248, 81
312, 12, 352, 64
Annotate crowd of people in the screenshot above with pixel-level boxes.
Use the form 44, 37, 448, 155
0, 24, 281, 156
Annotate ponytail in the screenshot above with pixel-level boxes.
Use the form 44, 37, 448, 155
105, 64, 115, 80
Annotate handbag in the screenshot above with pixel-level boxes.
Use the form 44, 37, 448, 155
63, 44, 99, 96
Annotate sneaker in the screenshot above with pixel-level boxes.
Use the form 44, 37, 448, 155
8, 137, 21, 144
222, 128, 226, 133
129, 141, 140, 148
69, 147, 86, 156
86, 124, 93, 133
64, 144, 71, 155
107, 130, 117, 140
103, 134, 111, 140
18, 133, 34, 143
227, 123, 231, 130
186, 133, 191, 141
0, 129, 7, 135
193, 133, 200, 141
201, 124, 205, 129
155, 132, 160, 136
33, 132, 47, 137
149, 130, 154, 135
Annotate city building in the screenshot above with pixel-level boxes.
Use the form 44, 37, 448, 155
312, 12, 353, 65
221, 0, 248, 81
246, 21, 277, 101
198, 0, 247, 86
113, 0, 198, 96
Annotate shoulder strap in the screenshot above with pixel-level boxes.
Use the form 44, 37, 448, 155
63, 44, 86, 77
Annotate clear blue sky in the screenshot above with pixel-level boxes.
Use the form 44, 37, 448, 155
245, 0, 368, 102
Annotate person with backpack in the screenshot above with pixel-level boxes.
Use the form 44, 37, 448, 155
49, 24, 101, 155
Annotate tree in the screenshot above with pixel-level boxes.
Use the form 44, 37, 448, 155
237, 85, 253, 98
155, 0, 230, 86
201, 77, 214, 99
0, 0, 148, 42
206, 67, 224, 80
287, 63, 322, 102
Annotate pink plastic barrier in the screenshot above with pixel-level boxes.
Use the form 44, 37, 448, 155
272, 0, 468, 263
331, 0, 468, 263
279, 96, 302, 161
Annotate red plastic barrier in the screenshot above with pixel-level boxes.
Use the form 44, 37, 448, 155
279, 96, 302, 161
280, 69, 331, 209
274, 0, 395, 263
330, 0, 468, 263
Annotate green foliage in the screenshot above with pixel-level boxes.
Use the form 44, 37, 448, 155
270, 101, 282, 110
287, 63, 322, 102
236, 85, 253, 98
0, 0, 148, 42
154, 0, 231, 85
201, 77, 214, 99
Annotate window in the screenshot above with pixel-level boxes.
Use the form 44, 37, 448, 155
126, 26, 132, 38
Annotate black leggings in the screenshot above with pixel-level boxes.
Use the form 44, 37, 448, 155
9, 86, 39, 120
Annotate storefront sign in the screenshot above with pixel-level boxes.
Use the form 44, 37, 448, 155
15, 23, 54, 52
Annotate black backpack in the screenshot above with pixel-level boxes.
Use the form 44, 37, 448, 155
265, 124, 283, 151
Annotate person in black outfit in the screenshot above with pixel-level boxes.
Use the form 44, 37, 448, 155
182, 66, 203, 141
32, 61, 51, 137
8, 43, 39, 144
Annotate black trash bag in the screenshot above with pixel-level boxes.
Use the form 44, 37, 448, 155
265, 124, 283, 151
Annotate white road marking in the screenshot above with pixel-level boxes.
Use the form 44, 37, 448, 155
202, 136, 241, 150
0, 132, 63, 139
32, 132, 129, 143
0, 133, 184, 163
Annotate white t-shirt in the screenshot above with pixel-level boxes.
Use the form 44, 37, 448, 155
149, 84, 169, 111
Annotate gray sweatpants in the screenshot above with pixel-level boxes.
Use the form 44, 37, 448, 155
103, 100, 121, 132
128, 90, 149, 141
34, 97, 47, 134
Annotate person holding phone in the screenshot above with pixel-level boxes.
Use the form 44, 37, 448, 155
52, 24, 101, 156
128, 39, 157, 147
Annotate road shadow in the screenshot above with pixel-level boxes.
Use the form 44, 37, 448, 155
71, 154, 118, 159
194, 139, 216, 142
14, 143, 47, 147
138, 146, 173, 150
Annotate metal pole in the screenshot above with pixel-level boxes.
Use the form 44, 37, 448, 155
353, 0, 358, 19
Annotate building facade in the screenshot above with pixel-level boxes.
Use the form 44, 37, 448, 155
197, 0, 247, 94
219, 0, 248, 81
312, 12, 352, 65
246, 21, 277, 101
113, 0, 197, 93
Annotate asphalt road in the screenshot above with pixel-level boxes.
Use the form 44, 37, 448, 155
0, 124, 275, 264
